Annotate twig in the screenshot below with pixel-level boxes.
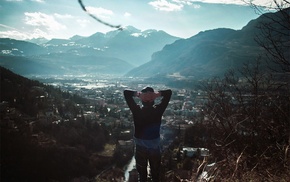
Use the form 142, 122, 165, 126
251, 163, 259, 172
78, 0, 122, 30
232, 146, 247, 178
196, 157, 207, 181
285, 145, 289, 166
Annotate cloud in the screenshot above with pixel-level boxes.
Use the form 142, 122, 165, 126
0, 28, 50, 40
189, 0, 248, 5
0, 30, 29, 39
86, 6, 114, 19
30, 0, 45, 3
149, 0, 184, 12
243, 0, 289, 7
0, 24, 18, 30
181, 0, 283, 6
149, 0, 281, 8
172, 0, 194, 5
5, 0, 23, 2
29, 28, 50, 38
148, 0, 201, 11
124, 12, 131, 17
5, 0, 45, 2
0, 24, 28, 39
54, 13, 74, 19
172, 0, 201, 8
24, 12, 66, 31
76, 18, 91, 28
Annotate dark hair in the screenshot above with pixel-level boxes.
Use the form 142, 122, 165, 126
141, 87, 154, 93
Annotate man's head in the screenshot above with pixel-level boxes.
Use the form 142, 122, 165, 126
141, 87, 154, 93
141, 87, 155, 107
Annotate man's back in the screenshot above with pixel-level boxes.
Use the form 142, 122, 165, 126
124, 89, 172, 140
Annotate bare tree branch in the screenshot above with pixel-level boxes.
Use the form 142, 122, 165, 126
78, 0, 123, 30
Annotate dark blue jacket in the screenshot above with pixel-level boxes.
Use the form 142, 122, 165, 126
124, 89, 172, 140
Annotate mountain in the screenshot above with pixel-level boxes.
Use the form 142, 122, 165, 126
126, 28, 259, 78
35, 25, 180, 66
0, 40, 134, 76
26, 37, 50, 45
0, 26, 180, 76
126, 9, 289, 79
0, 38, 47, 56
70, 26, 180, 66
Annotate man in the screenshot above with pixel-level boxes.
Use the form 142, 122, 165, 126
124, 87, 172, 182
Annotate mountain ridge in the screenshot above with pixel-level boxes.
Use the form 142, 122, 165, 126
1, 8, 289, 79
0, 26, 180, 76
126, 8, 289, 79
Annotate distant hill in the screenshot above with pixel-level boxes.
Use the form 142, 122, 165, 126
0, 26, 179, 76
126, 8, 289, 79
0, 54, 132, 76
0, 38, 47, 56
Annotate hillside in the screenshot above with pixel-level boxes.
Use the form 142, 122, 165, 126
126, 8, 289, 79
0, 67, 109, 181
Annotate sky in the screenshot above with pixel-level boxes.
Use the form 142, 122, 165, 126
0, 0, 275, 40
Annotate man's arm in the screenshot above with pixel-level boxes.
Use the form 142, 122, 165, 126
157, 89, 172, 111
124, 89, 139, 111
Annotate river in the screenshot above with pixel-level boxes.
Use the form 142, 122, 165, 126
124, 156, 136, 181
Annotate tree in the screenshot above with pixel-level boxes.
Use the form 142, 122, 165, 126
247, 0, 290, 169
202, 58, 290, 179
246, 0, 290, 72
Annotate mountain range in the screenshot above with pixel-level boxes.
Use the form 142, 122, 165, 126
126, 8, 289, 79
0, 26, 179, 76
0, 9, 289, 79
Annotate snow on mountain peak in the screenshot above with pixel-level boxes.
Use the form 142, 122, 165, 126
130, 32, 151, 38
123, 26, 141, 33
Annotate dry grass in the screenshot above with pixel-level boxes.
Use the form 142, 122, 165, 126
97, 144, 116, 157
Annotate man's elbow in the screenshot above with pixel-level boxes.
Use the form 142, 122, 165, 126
163, 89, 172, 96
124, 89, 134, 97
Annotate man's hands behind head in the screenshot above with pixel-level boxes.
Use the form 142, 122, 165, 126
139, 92, 160, 102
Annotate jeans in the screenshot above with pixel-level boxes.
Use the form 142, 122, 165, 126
135, 145, 161, 182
